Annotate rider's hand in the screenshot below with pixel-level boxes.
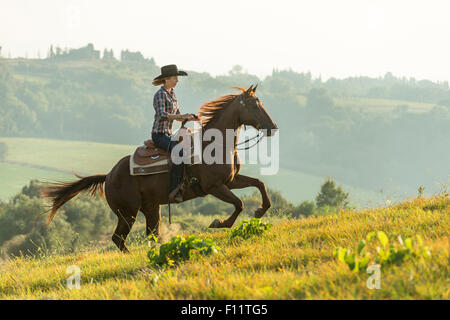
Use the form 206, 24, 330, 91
188, 114, 198, 121
181, 113, 197, 121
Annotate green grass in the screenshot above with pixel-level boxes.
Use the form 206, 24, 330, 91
0, 137, 135, 174
0, 194, 447, 299
0, 162, 73, 200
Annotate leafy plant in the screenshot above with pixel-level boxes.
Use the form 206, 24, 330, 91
334, 239, 371, 273
334, 231, 432, 272
147, 235, 219, 267
230, 218, 272, 240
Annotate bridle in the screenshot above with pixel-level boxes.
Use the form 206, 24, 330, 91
235, 94, 264, 150
236, 129, 263, 150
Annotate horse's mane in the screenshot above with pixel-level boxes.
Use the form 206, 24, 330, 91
199, 87, 248, 127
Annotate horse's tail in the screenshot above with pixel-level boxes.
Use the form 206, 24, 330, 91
40, 173, 107, 225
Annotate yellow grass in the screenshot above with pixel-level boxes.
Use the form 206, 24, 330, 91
0, 194, 448, 300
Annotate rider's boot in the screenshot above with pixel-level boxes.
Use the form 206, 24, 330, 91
168, 163, 183, 203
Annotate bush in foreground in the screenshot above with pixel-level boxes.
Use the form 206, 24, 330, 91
334, 231, 432, 273
147, 235, 220, 267
230, 218, 272, 240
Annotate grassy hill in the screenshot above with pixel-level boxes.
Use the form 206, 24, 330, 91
0, 137, 384, 206
0, 194, 447, 299
0, 162, 73, 200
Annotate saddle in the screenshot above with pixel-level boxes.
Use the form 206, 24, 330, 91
129, 127, 205, 199
129, 135, 201, 176
135, 139, 168, 165
130, 139, 170, 175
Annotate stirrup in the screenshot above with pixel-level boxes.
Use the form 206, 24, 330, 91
169, 189, 183, 203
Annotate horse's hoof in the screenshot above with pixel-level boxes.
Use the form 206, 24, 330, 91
255, 208, 266, 218
209, 219, 222, 228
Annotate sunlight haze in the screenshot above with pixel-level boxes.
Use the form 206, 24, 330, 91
2, 0, 450, 81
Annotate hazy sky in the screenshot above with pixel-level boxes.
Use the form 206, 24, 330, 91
2, 0, 450, 82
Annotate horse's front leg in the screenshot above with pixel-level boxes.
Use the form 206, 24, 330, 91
227, 174, 271, 218
208, 184, 244, 228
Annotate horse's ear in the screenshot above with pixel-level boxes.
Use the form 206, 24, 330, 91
246, 85, 254, 95
253, 84, 258, 93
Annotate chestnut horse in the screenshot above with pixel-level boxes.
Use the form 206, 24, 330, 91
41, 85, 278, 252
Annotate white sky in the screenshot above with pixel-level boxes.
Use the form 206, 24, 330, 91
1, 0, 450, 82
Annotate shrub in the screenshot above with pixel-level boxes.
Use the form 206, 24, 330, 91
0, 195, 78, 256
12, 179, 42, 202
230, 218, 272, 240
147, 235, 219, 267
292, 200, 315, 217
314, 205, 337, 216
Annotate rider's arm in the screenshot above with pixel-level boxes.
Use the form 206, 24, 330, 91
154, 90, 169, 120
155, 90, 193, 121
170, 104, 182, 121
168, 113, 191, 121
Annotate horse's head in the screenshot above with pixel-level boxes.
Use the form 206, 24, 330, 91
235, 85, 278, 136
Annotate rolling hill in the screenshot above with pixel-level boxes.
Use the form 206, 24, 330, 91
0, 194, 447, 299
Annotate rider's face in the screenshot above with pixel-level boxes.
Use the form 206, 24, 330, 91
164, 76, 178, 89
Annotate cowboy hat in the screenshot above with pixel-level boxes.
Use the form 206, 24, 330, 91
152, 64, 188, 86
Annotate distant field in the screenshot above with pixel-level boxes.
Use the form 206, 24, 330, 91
334, 97, 436, 113
0, 162, 72, 200
0, 137, 135, 174
291, 95, 435, 113
240, 165, 382, 208
0, 137, 383, 206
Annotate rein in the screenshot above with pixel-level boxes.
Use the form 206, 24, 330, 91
236, 129, 263, 150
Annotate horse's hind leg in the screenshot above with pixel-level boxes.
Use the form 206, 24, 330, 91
141, 202, 161, 238
104, 155, 142, 252
112, 207, 138, 253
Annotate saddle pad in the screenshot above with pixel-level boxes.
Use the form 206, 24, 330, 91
129, 151, 202, 176
130, 151, 169, 176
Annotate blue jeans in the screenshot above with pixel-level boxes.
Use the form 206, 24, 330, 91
151, 132, 183, 193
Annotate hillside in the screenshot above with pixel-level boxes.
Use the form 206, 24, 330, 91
0, 194, 448, 299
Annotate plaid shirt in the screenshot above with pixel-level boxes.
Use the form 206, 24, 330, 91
152, 86, 180, 135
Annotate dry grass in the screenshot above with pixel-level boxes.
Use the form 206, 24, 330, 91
0, 194, 448, 300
